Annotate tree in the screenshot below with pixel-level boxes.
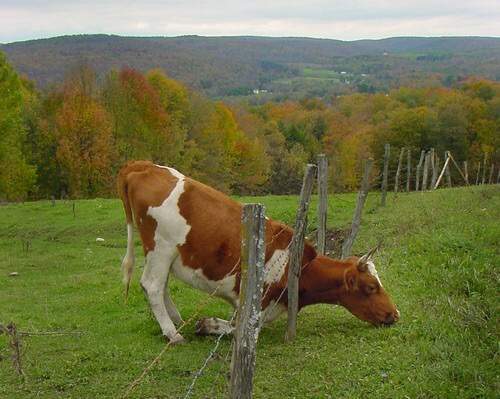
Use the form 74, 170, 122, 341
0, 52, 36, 200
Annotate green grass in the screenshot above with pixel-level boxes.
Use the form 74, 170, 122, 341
1, 186, 499, 398
302, 67, 341, 80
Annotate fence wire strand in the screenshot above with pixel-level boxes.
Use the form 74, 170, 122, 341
183, 312, 237, 399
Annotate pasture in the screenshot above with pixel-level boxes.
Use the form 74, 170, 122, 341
1, 186, 498, 398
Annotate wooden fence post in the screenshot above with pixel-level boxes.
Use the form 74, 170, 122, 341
317, 154, 328, 255
394, 147, 405, 195
415, 150, 425, 192
445, 151, 452, 187
229, 204, 266, 399
430, 148, 437, 189
422, 151, 430, 191
342, 159, 373, 258
497, 167, 500, 184
286, 164, 317, 342
475, 161, 481, 185
406, 148, 411, 192
464, 161, 469, 185
481, 153, 487, 184
488, 164, 494, 184
381, 144, 390, 206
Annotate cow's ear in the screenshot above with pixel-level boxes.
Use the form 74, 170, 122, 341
344, 268, 357, 291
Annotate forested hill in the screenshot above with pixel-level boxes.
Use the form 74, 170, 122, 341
2, 35, 500, 98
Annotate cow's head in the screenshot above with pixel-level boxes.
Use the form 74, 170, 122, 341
338, 248, 399, 326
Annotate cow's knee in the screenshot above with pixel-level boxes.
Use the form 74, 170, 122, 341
195, 317, 234, 336
141, 279, 164, 305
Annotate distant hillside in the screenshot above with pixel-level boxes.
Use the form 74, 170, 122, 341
2, 35, 500, 99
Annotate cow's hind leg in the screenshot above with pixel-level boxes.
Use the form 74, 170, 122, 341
141, 248, 184, 344
195, 317, 234, 336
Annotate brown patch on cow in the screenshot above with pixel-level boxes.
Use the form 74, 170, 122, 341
177, 178, 242, 282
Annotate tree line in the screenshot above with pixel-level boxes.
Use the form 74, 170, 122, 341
1, 51, 499, 201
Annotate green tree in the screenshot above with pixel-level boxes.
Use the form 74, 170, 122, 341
0, 52, 36, 200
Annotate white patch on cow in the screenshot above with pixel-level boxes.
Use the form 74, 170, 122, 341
366, 261, 383, 287
147, 177, 190, 246
171, 257, 239, 306
264, 249, 289, 285
155, 164, 184, 179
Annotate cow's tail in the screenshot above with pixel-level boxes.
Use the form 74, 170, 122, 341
117, 167, 135, 302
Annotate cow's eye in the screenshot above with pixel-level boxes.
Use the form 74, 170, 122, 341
364, 284, 377, 295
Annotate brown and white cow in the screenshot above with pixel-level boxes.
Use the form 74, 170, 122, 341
117, 161, 399, 344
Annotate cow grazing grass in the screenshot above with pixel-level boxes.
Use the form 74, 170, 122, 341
0, 185, 498, 398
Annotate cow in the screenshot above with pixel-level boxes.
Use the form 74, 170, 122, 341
117, 161, 399, 344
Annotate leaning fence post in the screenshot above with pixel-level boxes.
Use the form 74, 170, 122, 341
464, 161, 469, 185
316, 154, 328, 255
434, 153, 451, 189
229, 204, 266, 399
342, 159, 373, 259
406, 148, 411, 192
415, 150, 425, 192
422, 151, 430, 191
394, 147, 405, 195
447, 153, 467, 184
381, 144, 390, 206
286, 164, 317, 342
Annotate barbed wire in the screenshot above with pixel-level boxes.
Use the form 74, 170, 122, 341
183, 311, 237, 399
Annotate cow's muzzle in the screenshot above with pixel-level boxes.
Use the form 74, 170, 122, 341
381, 309, 400, 326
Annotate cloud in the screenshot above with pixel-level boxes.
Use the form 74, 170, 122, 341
1, 0, 499, 43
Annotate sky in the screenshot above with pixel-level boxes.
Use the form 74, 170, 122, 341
1, 0, 500, 43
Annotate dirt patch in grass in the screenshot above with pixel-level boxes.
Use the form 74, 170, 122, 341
315, 227, 350, 258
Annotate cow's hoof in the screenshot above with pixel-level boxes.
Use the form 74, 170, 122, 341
166, 334, 185, 345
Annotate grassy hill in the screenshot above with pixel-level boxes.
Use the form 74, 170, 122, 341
0, 185, 499, 398
2, 35, 500, 99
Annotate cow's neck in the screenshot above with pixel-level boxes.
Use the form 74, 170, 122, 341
298, 255, 351, 309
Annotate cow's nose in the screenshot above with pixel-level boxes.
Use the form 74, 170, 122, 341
383, 311, 398, 325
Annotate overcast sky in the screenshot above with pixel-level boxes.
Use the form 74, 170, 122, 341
2, 0, 500, 43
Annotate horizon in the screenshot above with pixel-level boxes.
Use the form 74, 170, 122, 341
2, 1, 499, 43
4, 32, 500, 46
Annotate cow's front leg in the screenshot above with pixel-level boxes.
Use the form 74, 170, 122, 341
260, 300, 287, 328
164, 276, 183, 325
141, 248, 184, 344
195, 317, 235, 336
